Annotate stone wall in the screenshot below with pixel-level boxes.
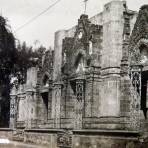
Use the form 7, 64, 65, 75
12, 129, 148, 148
1, 129, 148, 148
16, 67, 38, 128
49, 0, 138, 131
73, 135, 139, 148
99, 77, 120, 117
26, 67, 37, 87
24, 129, 57, 147
0, 128, 13, 140
102, 1, 124, 69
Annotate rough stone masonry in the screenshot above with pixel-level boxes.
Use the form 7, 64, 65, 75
8, 1, 148, 147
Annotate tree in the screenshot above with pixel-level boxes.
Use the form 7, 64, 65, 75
0, 16, 17, 127
14, 41, 40, 85
0, 15, 47, 127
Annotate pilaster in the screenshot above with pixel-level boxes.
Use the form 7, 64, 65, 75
129, 65, 143, 130
10, 87, 17, 129
74, 79, 85, 129
52, 82, 63, 128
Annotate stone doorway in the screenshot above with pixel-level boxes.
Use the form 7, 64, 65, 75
41, 92, 48, 120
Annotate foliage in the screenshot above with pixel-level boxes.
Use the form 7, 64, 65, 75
0, 15, 16, 127
14, 42, 46, 85
0, 16, 17, 85
0, 15, 46, 127
14, 41, 38, 85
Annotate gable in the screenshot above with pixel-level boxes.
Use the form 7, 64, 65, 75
62, 14, 102, 76
129, 5, 148, 64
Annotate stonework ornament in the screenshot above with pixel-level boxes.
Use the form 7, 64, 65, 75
57, 130, 72, 148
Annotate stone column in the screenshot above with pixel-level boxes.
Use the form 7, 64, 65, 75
99, 1, 125, 117
9, 87, 17, 129
120, 10, 132, 118
52, 83, 62, 128
48, 81, 53, 119
102, 1, 124, 70
85, 78, 93, 117
121, 10, 131, 76
74, 79, 85, 129
129, 65, 143, 129
85, 67, 101, 118
25, 90, 37, 129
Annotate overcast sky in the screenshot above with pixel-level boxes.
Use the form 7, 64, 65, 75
1, 0, 147, 48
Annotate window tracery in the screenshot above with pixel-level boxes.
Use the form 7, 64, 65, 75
130, 66, 142, 95
76, 80, 84, 101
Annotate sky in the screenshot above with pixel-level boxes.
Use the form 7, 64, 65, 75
1, 0, 148, 48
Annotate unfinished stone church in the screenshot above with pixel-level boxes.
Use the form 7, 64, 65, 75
9, 1, 148, 147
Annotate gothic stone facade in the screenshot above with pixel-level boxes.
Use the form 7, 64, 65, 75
9, 1, 148, 147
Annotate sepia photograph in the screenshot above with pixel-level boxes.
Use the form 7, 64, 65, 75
0, 0, 148, 147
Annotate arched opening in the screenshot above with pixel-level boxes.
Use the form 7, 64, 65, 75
41, 74, 50, 120
141, 71, 148, 118
75, 52, 86, 73
41, 92, 48, 118
43, 74, 49, 87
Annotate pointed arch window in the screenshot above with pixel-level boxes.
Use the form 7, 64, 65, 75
76, 79, 85, 101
